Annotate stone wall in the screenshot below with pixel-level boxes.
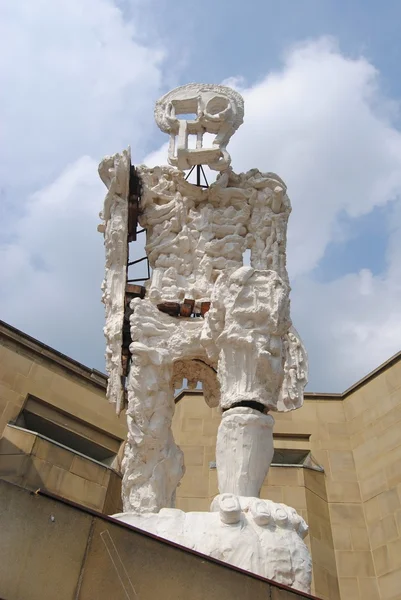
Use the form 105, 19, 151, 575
172, 352, 401, 600
172, 392, 341, 599
0, 479, 320, 600
0, 320, 126, 514
0, 321, 125, 441
2, 319, 401, 600
0, 424, 122, 513
345, 359, 401, 600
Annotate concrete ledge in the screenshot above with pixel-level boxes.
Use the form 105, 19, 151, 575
0, 319, 107, 392
0, 425, 122, 514
0, 479, 322, 600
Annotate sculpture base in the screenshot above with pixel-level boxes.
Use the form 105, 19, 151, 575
113, 494, 312, 594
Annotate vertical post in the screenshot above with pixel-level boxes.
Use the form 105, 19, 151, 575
196, 164, 201, 187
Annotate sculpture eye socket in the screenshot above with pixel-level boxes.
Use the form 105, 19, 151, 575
176, 113, 197, 121
205, 96, 229, 116
171, 98, 199, 121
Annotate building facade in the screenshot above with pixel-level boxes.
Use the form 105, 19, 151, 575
1, 319, 401, 599
0, 319, 125, 514
173, 357, 401, 600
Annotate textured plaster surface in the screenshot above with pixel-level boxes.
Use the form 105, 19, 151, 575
154, 83, 244, 171
98, 148, 130, 415
99, 84, 310, 594
114, 494, 312, 593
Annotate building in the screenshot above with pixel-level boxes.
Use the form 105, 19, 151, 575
1, 318, 401, 600
173, 357, 401, 600
0, 319, 125, 515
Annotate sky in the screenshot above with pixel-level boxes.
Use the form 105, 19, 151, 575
1, 0, 401, 392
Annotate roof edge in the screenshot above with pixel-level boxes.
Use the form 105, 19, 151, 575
341, 348, 401, 398
0, 320, 107, 391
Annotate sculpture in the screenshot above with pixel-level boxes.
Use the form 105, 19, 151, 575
99, 83, 311, 593
154, 83, 244, 171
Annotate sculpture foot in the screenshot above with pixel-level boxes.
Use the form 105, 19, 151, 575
113, 496, 312, 594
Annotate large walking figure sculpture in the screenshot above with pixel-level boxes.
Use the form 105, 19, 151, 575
99, 83, 311, 592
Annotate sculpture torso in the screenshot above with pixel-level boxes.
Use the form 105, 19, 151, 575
139, 166, 291, 305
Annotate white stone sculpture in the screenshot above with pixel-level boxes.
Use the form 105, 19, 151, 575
154, 83, 244, 171
99, 83, 311, 594
98, 148, 130, 415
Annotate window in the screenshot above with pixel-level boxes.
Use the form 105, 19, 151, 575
271, 448, 323, 472
15, 396, 121, 464
271, 448, 310, 466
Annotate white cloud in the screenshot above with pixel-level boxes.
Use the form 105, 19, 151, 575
0, 0, 165, 365
2, 20, 401, 393
291, 195, 401, 390
227, 38, 401, 278
223, 38, 401, 390
292, 265, 401, 391
144, 38, 401, 391
0, 158, 106, 365
0, 0, 163, 195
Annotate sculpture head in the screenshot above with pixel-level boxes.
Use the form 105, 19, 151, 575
155, 83, 244, 172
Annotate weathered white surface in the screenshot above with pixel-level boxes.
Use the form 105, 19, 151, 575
155, 83, 244, 171
136, 160, 308, 410
122, 265, 306, 513
117, 161, 308, 512
216, 407, 275, 497
98, 148, 130, 415
99, 84, 311, 591
138, 166, 292, 305
122, 298, 216, 513
113, 495, 312, 594
202, 266, 308, 411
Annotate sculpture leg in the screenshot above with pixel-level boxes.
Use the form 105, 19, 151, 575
120, 297, 211, 514
216, 407, 274, 497
121, 353, 184, 513
208, 268, 288, 498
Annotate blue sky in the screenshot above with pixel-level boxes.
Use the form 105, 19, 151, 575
125, 0, 401, 107
1, 0, 401, 392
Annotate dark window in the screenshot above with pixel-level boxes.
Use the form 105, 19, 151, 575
271, 449, 310, 465
15, 396, 121, 464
